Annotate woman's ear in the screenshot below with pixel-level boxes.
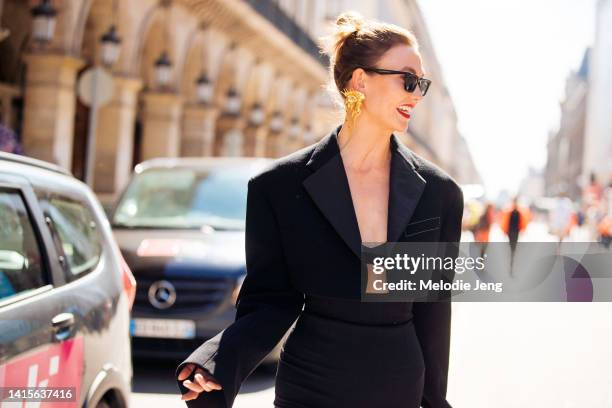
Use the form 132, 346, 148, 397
350, 68, 367, 92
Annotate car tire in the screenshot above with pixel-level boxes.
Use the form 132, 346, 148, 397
259, 361, 278, 375
95, 400, 112, 408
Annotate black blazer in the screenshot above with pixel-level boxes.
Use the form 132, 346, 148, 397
176, 123, 464, 408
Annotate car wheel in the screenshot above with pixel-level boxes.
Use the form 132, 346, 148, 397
260, 361, 278, 375
95, 400, 112, 408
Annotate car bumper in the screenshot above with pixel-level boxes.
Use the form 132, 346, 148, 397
130, 306, 283, 363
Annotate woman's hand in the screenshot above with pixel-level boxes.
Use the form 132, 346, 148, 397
177, 363, 223, 401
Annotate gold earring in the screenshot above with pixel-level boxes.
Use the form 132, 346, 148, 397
342, 88, 365, 128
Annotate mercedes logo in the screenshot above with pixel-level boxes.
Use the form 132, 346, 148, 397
148, 280, 177, 309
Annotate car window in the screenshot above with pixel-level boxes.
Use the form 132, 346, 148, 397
0, 189, 47, 302
113, 166, 253, 230
41, 196, 102, 282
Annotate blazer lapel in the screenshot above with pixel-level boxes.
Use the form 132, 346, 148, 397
387, 132, 427, 243
302, 125, 363, 259
302, 124, 426, 260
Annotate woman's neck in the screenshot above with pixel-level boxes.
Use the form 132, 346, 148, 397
337, 118, 392, 173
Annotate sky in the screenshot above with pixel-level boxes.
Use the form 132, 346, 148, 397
416, 0, 597, 199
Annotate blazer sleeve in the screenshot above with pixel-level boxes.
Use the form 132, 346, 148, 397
175, 175, 305, 408
413, 183, 463, 408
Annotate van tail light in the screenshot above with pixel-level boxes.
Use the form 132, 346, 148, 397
120, 254, 136, 311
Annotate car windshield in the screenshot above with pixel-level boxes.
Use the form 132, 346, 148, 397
113, 165, 255, 230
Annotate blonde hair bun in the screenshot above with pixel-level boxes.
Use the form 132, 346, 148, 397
335, 10, 365, 34
332, 11, 365, 51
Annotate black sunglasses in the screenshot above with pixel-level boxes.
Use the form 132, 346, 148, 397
360, 67, 431, 96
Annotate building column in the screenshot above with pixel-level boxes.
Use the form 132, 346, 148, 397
265, 129, 285, 158
0, 83, 20, 130
286, 134, 304, 155
242, 124, 269, 157
181, 104, 220, 157
213, 114, 246, 157
140, 92, 183, 160
262, 109, 287, 158
284, 118, 304, 155
93, 76, 142, 196
21, 53, 84, 169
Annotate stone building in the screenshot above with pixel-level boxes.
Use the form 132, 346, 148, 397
0, 0, 479, 199
545, 48, 589, 200
582, 0, 612, 188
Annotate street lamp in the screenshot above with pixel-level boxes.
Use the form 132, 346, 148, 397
154, 51, 172, 89
195, 72, 213, 104
30, 0, 57, 43
249, 102, 264, 126
269, 111, 283, 133
288, 117, 300, 139
225, 87, 240, 115
100, 24, 121, 67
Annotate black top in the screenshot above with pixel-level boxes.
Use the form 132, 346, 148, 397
176, 123, 464, 408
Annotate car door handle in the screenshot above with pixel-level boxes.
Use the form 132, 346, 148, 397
52, 312, 75, 342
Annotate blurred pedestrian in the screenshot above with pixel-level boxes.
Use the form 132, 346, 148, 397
549, 194, 574, 243
582, 173, 604, 240
474, 202, 494, 257
507, 200, 521, 263
0, 124, 23, 154
463, 199, 483, 238
597, 185, 612, 248
583, 173, 603, 207
500, 196, 530, 272
598, 215, 611, 248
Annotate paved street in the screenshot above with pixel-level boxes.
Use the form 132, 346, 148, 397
132, 222, 612, 408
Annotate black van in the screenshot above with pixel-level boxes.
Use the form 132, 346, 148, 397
110, 157, 285, 367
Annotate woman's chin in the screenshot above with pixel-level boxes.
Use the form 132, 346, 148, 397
393, 118, 410, 132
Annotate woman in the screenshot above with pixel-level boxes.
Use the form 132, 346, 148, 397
176, 11, 463, 408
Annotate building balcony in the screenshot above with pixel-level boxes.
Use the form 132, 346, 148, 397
244, 0, 329, 67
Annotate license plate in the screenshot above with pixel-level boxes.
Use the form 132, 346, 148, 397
130, 318, 196, 339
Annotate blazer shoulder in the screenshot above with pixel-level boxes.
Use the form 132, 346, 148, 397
249, 142, 316, 188
410, 149, 463, 201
